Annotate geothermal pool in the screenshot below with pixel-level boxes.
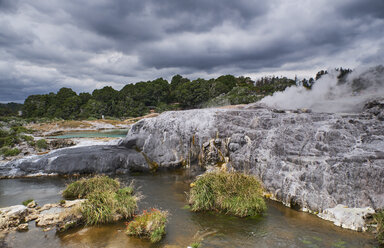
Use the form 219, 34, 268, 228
0, 171, 377, 248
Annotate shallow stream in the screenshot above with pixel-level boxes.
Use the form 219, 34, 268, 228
0, 171, 377, 248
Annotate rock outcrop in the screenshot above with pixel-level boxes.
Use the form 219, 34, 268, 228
1, 100, 383, 231
0, 200, 84, 233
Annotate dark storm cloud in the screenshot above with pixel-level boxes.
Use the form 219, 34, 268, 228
0, 0, 19, 12
0, 0, 383, 102
338, 0, 384, 19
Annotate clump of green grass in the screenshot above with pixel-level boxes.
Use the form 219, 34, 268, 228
0, 147, 21, 157
81, 186, 137, 225
189, 242, 201, 248
126, 208, 168, 243
62, 175, 120, 199
374, 210, 384, 246
188, 171, 266, 217
22, 199, 34, 206
63, 176, 137, 225
36, 139, 48, 150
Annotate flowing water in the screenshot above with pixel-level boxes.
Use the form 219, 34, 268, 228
47, 129, 128, 139
0, 171, 377, 248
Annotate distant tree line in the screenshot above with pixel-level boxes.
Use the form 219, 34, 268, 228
2, 69, 352, 120
301, 67, 352, 89
20, 74, 297, 119
0, 103, 23, 116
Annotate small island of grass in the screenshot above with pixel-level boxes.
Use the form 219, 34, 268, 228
126, 208, 168, 243
63, 175, 137, 225
188, 171, 266, 217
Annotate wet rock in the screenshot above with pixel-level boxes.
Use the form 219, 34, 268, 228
26, 200, 36, 208
1, 200, 85, 233
36, 200, 85, 231
0, 205, 28, 232
318, 204, 375, 231
16, 223, 28, 231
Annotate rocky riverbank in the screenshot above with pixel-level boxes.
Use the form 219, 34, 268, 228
1, 100, 383, 232
0, 200, 84, 234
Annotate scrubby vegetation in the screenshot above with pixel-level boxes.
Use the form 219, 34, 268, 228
22, 199, 34, 206
35, 139, 48, 150
0, 147, 21, 157
188, 171, 266, 217
62, 176, 137, 225
0, 119, 35, 157
126, 208, 168, 243
374, 210, 384, 246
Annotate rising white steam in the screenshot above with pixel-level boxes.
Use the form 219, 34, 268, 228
260, 65, 384, 113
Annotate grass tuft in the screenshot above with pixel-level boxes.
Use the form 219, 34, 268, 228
188, 171, 266, 217
189, 242, 201, 248
374, 210, 384, 246
22, 199, 34, 206
62, 175, 120, 199
126, 208, 168, 243
63, 176, 137, 226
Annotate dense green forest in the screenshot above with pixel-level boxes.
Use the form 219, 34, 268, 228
1, 69, 352, 120
20, 75, 297, 119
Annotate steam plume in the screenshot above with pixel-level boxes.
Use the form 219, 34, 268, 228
260, 65, 384, 113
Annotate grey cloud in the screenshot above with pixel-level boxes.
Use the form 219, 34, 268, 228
0, 0, 383, 102
0, 0, 19, 13
338, 0, 384, 19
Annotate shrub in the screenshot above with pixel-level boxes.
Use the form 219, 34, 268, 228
36, 139, 48, 150
126, 209, 168, 243
22, 199, 34, 206
0, 147, 21, 157
0, 135, 20, 148
374, 210, 384, 246
188, 171, 266, 217
0, 129, 10, 137
21, 135, 34, 142
62, 176, 120, 199
10, 125, 33, 134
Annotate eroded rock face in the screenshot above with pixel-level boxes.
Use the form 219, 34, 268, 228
0, 145, 150, 177
0, 200, 84, 233
0, 205, 28, 232
122, 103, 384, 214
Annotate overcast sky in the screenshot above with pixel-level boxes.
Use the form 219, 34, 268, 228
1, 0, 383, 102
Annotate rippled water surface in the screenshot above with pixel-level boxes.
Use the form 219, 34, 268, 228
0, 171, 377, 248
